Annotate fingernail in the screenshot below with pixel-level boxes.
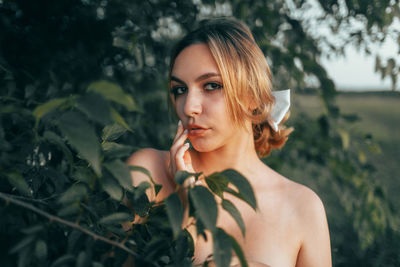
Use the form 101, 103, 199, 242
183, 129, 188, 134
178, 120, 182, 126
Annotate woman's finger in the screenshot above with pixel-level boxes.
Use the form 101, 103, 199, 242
170, 129, 188, 154
173, 120, 184, 143
175, 143, 190, 170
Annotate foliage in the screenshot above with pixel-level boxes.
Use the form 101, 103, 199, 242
1, 0, 399, 266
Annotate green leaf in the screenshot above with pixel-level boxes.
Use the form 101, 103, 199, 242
99, 212, 133, 225
58, 184, 88, 204
221, 169, 257, 211
6, 171, 31, 196
165, 193, 184, 238
17, 245, 32, 267
33, 97, 69, 120
189, 185, 218, 233
21, 225, 44, 235
57, 204, 81, 217
132, 182, 151, 217
58, 111, 101, 175
222, 199, 245, 236
34, 240, 47, 261
230, 235, 248, 267
102, 123, 128, 142
100, 174, 124, 201
205, 172, 229, 198
128, 166, 160, 194
72, 167, 93, 185
213, 228, 232, 267
175, 170, 194, 186
76, 251, 89, 267
128, 165, 152, 179
87, 80, 140, 112
110, 107, 134, 132
43, 131, 73, 166
50, 254, 75, 267
75, 93, 113, 125
104, 159, 133, 191
102, 141, 133, 159
9, 235, 35, 254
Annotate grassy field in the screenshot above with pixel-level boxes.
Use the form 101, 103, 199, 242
293, 91, 400, 205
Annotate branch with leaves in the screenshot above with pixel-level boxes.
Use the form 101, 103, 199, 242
0, 192, 138, 257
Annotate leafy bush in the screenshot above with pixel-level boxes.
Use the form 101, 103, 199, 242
1, 0, 399, 266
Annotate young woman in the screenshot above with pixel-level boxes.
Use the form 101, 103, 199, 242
127, 18, 331, 267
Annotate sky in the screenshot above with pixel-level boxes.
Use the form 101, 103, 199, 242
321, 40, 399, 91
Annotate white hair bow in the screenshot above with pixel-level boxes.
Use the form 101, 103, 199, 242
270, 89, 290, 131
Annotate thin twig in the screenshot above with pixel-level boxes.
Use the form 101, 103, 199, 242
0, 192, 138, 257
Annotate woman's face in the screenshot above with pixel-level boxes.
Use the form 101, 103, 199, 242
170, 43, 244, 152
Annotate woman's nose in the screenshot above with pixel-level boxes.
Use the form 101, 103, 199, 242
183, 89, 202, 117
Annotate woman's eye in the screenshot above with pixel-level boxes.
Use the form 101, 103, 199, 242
204, 82, 222, 91
171, 86, 187, 96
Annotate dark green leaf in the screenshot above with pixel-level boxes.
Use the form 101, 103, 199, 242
76, 93, 113, 125
102, 141, 133, 159
100, 174, 124, 201
104, 159, 133, 191
9, 235, 35, 254
165, 192, 184, 238
87, 80, 140, 112
99, 212, 133, 225
57, 204, 81, 217
221, 169, 257, 211
58, 111, 101, 175
43, 131, 73, 166
72, 167, 93, 184
34, 240, 47, 261
33, 97, 69, 120
133, 189, 151, 217
213, 228, 232, 267
128, 165, 160, 191
205, 172, 229, 198
175, 170, 193, 186
230, 235, 248, 267
175, 170, 202, 186
17, 245, 32, 267
76, 251, 89, 267
6, 171, 31, 196
21, 225, 44, 235
58, 183, 88, 204
189, 185, 217, 233
50, 255, 75, 267
222, 199, 245, 236
110, 107, 134, 132
102, 123, 128, 142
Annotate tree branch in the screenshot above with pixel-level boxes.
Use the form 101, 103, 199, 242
0, 192, 138, 257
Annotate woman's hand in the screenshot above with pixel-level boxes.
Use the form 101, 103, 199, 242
168, 120, 195, 181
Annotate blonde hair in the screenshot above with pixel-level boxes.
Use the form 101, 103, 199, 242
169, 18, 292, 157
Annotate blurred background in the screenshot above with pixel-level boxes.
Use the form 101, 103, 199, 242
1, 0, 399, 266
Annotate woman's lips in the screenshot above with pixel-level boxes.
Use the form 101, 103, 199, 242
187, 125, 208, 136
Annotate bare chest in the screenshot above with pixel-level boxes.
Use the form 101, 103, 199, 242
192, 194, 301, 267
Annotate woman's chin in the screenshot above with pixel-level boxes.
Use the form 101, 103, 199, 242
190, 141, 217, 153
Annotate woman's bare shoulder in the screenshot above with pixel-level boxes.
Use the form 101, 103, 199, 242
277, 176, 326, 221
126, 148, 168, 167
126, 148, 174, 201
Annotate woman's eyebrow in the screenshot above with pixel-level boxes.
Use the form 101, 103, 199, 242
170, 72, 221, 84
170, 76, 185, 84
195, 72, 221, 82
